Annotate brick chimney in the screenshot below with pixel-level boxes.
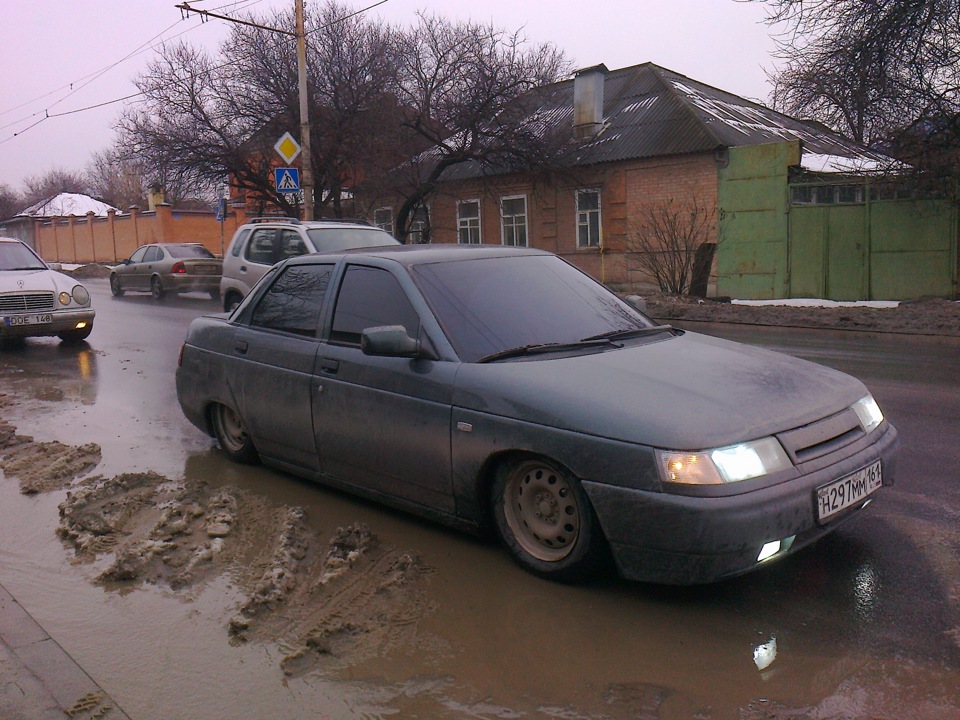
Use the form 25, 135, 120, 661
573, 64, 608, 140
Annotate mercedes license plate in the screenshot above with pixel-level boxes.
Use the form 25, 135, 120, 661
4, 313, 53, 327
817, 460, 882, 522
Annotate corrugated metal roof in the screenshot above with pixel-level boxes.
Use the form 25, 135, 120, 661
435, 62, 889, 182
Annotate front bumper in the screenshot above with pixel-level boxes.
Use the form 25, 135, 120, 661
583, 422, 899, 585
0, 308, 95, 339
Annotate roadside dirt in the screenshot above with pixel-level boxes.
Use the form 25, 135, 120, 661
0, 399, 434, 676
644, 294, 960, 336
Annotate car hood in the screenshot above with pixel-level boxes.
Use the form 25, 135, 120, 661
0, 268, 75, 293
452, 330, 868, 450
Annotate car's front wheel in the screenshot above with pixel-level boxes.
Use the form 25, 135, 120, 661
491, 456, 607, 583
150, 276, 165, 300
57, 325, 93, 343
109, 274, 124, 296
210, 403, 259, 464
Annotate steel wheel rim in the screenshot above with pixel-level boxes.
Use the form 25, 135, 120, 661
504, 461, 580, 562
216, 405, 248, 453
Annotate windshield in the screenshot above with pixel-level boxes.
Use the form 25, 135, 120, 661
0, 241, 47, 271
306, 227, 399, 252
413, 255, 657, 363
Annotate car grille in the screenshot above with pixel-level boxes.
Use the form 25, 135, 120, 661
0, 292, 56, 312
776, 408, 865, 464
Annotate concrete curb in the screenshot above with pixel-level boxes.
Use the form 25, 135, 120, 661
0, 583, 131, 720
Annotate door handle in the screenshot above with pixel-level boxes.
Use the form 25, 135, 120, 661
319, 358, 339, 374
235, 340, 248, 354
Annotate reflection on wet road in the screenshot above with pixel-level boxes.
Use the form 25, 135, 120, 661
0, 285, 957, 719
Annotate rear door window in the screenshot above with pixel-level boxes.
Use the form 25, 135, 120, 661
246, 229, 278, 265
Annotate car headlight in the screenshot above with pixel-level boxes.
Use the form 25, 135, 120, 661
851, 394, 883, 433
657, 437, 792, 485
72, 285, 91, 306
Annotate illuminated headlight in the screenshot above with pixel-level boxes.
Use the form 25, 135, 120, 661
59, 291, 71, 306
851, 394, 883, 433
658, 437, 792, 485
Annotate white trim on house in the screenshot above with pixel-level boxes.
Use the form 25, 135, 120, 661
576, 188, 602, 248
500, 195, 528, 247
457, 199, 482, 244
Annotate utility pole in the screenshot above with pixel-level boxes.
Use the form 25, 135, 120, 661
294, 0, 314, 220
176, 1, 314, 219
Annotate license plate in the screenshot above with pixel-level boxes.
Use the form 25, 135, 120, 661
817, 460, 882, 522
3, 313, 53, 327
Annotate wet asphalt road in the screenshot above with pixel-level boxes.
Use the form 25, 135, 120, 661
0, 278, 958, 719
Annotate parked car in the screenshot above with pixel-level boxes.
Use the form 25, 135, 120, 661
177, 245, 899, 585
219, 217, 399, 311
0, 236, 95, 343
110, 243, 222, 300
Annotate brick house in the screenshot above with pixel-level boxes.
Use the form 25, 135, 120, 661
370, 63, 956, 299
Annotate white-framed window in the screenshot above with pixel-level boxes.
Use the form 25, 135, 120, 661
408, 203, 430, 244
373, 207, 394, 236
576, 189, 602, 248
500, 195, 528, 247
457, 199, 482, 244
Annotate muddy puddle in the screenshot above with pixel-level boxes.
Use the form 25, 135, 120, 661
2, 302, 959, 720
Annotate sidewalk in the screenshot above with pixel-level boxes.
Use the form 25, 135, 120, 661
0, 583, 131, 720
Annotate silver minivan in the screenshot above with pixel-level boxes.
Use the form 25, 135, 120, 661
219, 218, 399, 311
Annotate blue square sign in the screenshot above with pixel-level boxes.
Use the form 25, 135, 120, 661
275, 168, 300, 193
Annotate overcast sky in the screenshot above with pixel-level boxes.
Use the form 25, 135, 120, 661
0, 0, 780, 192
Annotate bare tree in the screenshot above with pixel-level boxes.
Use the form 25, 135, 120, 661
86, 147, 148, 210
390, 13, 570, 240
0, 183, 25, 220
752, 0, 960, 183
118, 2, 402, 219
20, 168, 89, 207
627, 195, 716, 296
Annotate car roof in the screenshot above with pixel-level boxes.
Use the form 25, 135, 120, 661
243, 219, 380, 231
284, 243, 553, 268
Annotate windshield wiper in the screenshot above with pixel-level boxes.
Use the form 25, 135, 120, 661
477, 338, 615, 363
581, 324, 674, 342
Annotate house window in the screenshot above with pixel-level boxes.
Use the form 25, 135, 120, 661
457, 200, 482, 244
576, 189, 602, 248
408, 203, 430, 244
500, 196, 528, 247
374, 207, 394, 236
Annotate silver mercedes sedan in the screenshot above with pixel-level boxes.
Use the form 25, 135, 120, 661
176, 245, 898, 585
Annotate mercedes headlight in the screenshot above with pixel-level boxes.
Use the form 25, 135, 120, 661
72, 285, 91, 306
658, 437, 792, 485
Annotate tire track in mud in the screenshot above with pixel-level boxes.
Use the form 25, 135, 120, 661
0, 410, 436, 674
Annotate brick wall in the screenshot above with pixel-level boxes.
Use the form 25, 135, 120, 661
34, 204, 249, 264
407, 152, 719, 291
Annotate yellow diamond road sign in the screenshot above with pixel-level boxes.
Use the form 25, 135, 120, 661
274, 132, 302, 163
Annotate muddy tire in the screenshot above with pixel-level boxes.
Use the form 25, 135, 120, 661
491, 456, 607, 583
151, 276, 165, 301
211, 403, 259, 464
109, 274, 124, 297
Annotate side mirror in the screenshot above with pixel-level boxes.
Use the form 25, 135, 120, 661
361, 325, 434, 359
625, 295, 647, 313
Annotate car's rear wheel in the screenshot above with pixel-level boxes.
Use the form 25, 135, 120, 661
151, 276, 165, 300
223, 291, 243, 313
492, 456, 607, 583
109, 274, 124, 296
210, 403, 259, 464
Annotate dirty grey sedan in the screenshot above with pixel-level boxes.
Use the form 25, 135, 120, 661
110, 242, 222, 300
176, 245, 898, 584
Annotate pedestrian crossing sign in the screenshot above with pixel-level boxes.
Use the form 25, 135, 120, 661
275, 168, 300, 193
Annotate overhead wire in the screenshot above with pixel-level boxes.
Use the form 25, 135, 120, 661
1, 0, 388, 147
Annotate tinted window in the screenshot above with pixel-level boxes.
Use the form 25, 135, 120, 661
249, 264, 332, 336
413, 255, 653, 362
279, 229, 308, 259
168, 244, 215, 259
143, 246, 162, 262
246, 229, 279, 264
231, 228, 252, 257
306, 227, 398, 252
330, 266, 420, 345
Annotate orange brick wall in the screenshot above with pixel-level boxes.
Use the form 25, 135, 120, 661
412, 152, 720, 290
34, 204, 249, 264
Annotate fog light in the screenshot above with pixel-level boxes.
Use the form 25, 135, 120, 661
757, 541, 781, 563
